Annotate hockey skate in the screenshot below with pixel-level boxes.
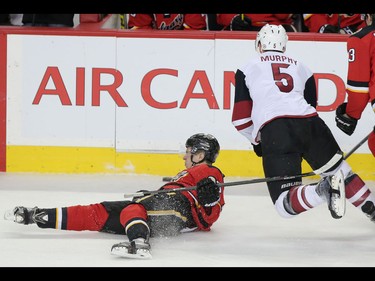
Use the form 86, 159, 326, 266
316, 169, 346, 219
361, 201, 375, 222
3, 206, 47, 225
111, 238, 152, 259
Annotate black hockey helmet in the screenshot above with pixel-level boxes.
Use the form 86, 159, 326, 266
185, 133, 220, 164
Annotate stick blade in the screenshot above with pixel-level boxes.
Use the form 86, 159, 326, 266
162, 176, 173, 182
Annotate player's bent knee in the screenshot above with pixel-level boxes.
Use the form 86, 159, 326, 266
322, 160, 352, 179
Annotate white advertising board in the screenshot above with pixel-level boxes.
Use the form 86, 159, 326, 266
7, 34, 118, 147
6, 33, 375, 154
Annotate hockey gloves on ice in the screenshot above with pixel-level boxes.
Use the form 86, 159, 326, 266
196, 177, 220, 207
230, 14, 252, 31
252, 143, 262, 157
335, 103, 358, 136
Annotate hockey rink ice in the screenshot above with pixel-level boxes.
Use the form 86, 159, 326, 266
1, 172, 375, 268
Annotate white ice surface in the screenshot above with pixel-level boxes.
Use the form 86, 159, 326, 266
1, 172, 375, 268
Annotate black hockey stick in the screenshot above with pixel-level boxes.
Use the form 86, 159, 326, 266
125, 152, 342, 198
124, 130, 372, 198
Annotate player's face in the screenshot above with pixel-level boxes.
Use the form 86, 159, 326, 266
183, 147, 194, 168
361, 14, 373, 26
183, 147, 205, 168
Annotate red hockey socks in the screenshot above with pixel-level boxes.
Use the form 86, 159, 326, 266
120, 203, 150, 241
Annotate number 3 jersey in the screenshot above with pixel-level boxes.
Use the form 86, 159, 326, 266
232, 50, 318, 144
345, 25, 375, 120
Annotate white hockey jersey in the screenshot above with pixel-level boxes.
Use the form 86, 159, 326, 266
232, 50, 318, 144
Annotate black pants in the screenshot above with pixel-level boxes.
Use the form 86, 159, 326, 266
100, 191, 195, 237
260, 116, 342, 203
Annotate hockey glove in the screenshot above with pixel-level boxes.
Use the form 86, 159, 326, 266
230, 14, 252, 31
319, 24, 340, 33
196, 177, 220, 207
335, 103, 358, 136
252, 143, 262, 157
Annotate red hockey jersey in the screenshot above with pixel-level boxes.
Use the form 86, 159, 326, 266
161, 163, 225, 231
345, 25, 375, 119
303, 14, 365, 33
216, 14, 293, 30
127, 14, 207, 30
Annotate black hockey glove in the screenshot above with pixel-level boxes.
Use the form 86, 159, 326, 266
230, 14, 252, 31
335, 103, 358, 136
196, 177, 220, 207
319, 24, 340, 33
252, 143, 262, 157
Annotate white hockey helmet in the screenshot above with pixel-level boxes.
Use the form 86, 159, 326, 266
255, 24, 288, 53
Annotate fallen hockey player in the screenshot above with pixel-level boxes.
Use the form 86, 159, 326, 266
4, 133, 225, 259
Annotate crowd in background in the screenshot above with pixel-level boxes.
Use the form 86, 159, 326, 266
0, 14, 366, 34
0, 14, 74, 27
122, 14, 365, 34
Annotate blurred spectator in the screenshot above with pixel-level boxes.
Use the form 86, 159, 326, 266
303, 14, 365, 34
10, 14, 23, 26
206, 14, 222, 31
215, 14, 298, 32
0, 14, 23, 26
22, 14, 74, 27
124, 14, 207, 30
0, 14, 11, 25
79, 14, 107, 23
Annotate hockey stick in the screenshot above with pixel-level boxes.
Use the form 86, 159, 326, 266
124, 151, 342, 198
307, 131, 373, 186
124, 130, 372, 198
342, 130, 372, 159
159, 131, 371, 183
